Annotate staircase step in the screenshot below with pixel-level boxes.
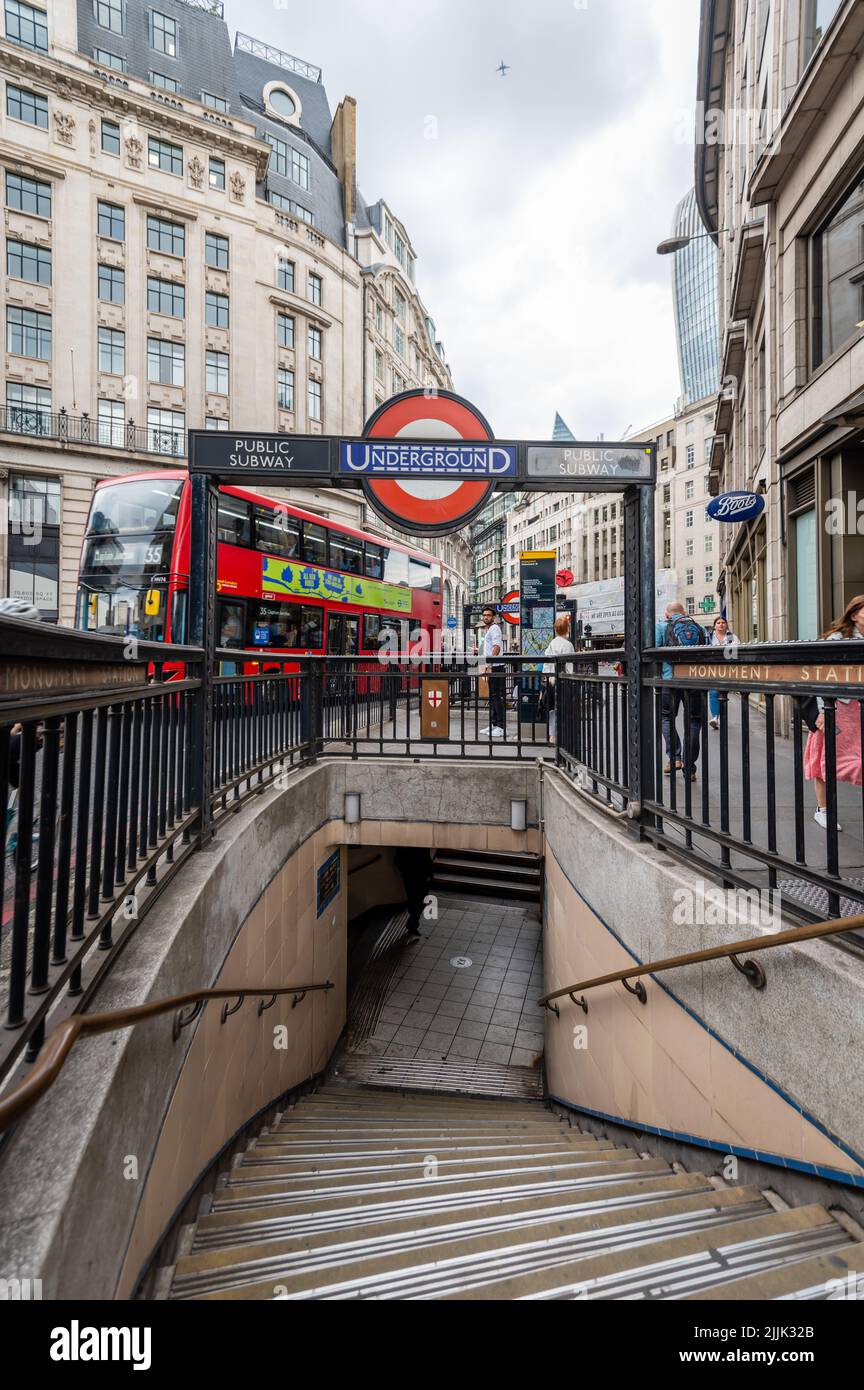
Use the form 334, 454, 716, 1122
211, 1155, 675, 1213
434, 850, 543, 870
433, 856, 542, 882
440, 1205, 849, 1301
172, 1187, 770, 1300
432, 872, 539, 900
193, 1172, 715, 1252
229, 1144, 637, 1185
335, 1057, 543, 1099
683, 1242, 864, 1300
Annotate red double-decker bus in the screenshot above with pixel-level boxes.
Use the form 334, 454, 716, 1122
75, 471, 443, 660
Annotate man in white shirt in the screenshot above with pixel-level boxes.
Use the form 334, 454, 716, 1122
481, 606, 505, 738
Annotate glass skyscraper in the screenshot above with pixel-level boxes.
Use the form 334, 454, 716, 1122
671, 188, 720, 405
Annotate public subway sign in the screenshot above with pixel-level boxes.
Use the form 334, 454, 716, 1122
188, 432, 331, 475
672, 660, 864, 686
525, 444, 654, 485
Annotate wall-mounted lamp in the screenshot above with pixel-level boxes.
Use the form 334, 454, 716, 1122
510, 799, 527, 832
344, 792, 361, 825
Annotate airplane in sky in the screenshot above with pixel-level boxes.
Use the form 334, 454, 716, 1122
497, 60, 510, 77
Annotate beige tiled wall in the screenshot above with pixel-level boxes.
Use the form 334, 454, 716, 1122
118, 830, 347, 1297
543, 850, 864, 1182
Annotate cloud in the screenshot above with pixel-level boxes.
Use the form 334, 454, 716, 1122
226, 0, 700, 436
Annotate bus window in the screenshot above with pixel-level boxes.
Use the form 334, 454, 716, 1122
364, 543, 384, 579
88, 479, 183, 536
383, 546, 409, 587
364, 613, 405, 654
329, 532, 363, 574
170, 589, 187, 644
301, 522, 328, 568
409, 557, 433, 590
327, 614, 359, 655
254, 504, 299, 558
247, 601, 299, 649
218, 601, 245, 650
217, 498, 252, 547
300, 605, 324, 650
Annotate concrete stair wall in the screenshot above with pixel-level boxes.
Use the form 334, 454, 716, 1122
152, 1080, 863, 1301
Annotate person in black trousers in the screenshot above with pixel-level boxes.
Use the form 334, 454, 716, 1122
394, 846, 432, 941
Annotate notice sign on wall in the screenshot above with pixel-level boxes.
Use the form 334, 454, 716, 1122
316, 849, 341, 918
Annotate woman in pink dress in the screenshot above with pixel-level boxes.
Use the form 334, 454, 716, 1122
804, 595, 864, 830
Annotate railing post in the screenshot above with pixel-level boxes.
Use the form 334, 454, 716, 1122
623, 483, 655, 826
302, 658, 324, 762
189, 473, 217, 843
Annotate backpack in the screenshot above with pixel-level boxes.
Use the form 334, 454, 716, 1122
665, 616, 708, 648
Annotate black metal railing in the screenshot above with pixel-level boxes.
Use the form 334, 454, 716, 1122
0, 405, 185, 457
555, 639, 864, 935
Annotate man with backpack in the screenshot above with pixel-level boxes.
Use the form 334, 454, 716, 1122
655, 601, 708, 780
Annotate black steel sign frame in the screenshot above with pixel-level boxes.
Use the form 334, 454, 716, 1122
187, 430, 656, 493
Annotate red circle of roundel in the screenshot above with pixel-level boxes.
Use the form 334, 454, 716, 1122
501, 589, 520, 626
360, 390, 496, 536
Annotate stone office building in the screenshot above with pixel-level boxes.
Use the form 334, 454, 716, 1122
697, 0, 864, 642
0, 0, 468, 625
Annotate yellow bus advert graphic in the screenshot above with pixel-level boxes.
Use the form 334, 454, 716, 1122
261, 556, 412, 614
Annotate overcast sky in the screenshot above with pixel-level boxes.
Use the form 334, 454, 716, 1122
225, 0, 700, 440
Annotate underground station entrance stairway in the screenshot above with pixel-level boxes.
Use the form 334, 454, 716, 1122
150, 880, 864, 1302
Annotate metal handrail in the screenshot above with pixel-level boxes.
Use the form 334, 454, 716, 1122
538, 912, 864, 1014
0, 981, 333, 1131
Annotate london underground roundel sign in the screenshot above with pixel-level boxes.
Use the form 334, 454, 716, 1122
358, 390, 498, 536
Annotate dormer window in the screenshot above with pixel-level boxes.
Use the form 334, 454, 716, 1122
263, 81, 302, 127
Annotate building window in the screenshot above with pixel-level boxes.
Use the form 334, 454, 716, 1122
201, 91, 228, 113
277, 312, 294, 349
5, 383, 50, 438
205, 350, 229, 394
147, 407, 184, 454
205, 291, 229, 328
205, 415, 228, 430
666, 430, 673, 446
94, 0, 123, 33
205, 231, 228, 268
277, 367, 294, 411
148, 136, 183, 176
705, 565, 714, 583
147, 215, 184, 256
101, 118, 121, 155
685, 480, 694, 500
147, 336, 184, 386
150, 10, 176, 57
97, 200, 125, 240
685, 509, 694, 529
374, 348, 383, 381
307, 378, 322, 420
375, 302, 384, 334
97, 397, 124, 446
6, 83, 48, 128
685, 538, 694, 558
6, 171, 51, 218
394, 325, 406, 359
267, 189, 314, 224
277, 257, 294, 293
811, 167, 864, 367
209, 157, 225, 191
686, 444, 695, 467
7, 305, 51, 359
804, 0, 842, 67
93, 46, 125, 70
98, 326, 124, 374
7, 239, 51, 285
147, 276, 184, 317
308, 324, 322, 360
98, 264, 124, 304
8, 473, 60, 619
265, 135, 310, 190
308, 272, 322, 306
686, 597, 695, 615
149, 70, 179, 93
705, 534, 713, 554
6, 0, 49, 52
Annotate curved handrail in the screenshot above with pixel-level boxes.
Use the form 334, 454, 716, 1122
537, 913, 864, 1013
0, 981, 334, 1132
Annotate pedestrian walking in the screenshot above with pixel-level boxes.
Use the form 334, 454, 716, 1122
542, 614, 575, 744
707, 615, 740, 728
655, 601, 708, 780
480, 606, 505, 739
804, 596, 864, 831
394, 846, 432, 941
